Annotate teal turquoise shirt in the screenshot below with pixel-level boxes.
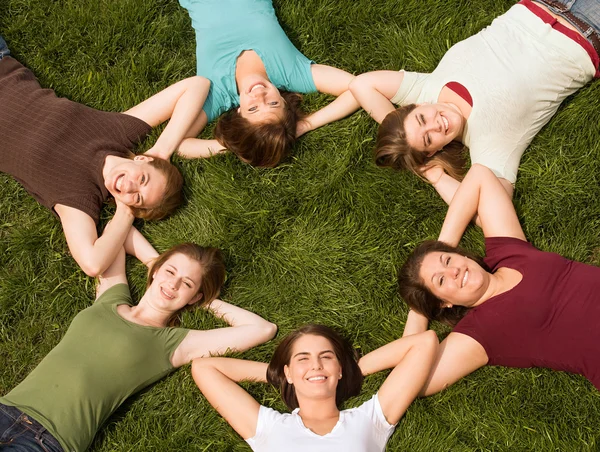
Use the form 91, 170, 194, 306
179, 0, 317, 122
0, 285, 189, 452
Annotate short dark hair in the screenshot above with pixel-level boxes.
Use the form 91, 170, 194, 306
266, 324, 363, 411
214, 91, 304, 167
375, 105, 467, 181
131, 157, 183, 221
147, 243, 225, 326
398, 240, 488, 327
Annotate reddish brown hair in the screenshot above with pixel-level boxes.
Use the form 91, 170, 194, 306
214, 91, 304, 167
147, 243, 225, 326
398, 240, 489, 327
266, 324, 363, 411
131, 157, 183, 221
375, 105, 467, 181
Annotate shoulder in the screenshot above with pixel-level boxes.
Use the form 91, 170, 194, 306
246, 405, 292, 447
95, 283, 132, 306
349, 394, 395, 429
484, 236, 534, 269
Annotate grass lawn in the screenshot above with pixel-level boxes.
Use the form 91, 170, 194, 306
2, 0, 600, 450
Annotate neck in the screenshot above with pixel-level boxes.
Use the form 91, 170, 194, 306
475, 270, 510, 307
123, 292, 173, 328
101, 154, 127, 182
235, 51, 269, 85
297, 397, 339, 421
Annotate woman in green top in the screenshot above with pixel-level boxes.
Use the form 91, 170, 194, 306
0, 243, 277, 452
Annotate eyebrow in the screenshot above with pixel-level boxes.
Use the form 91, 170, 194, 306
292, 350, 335, 358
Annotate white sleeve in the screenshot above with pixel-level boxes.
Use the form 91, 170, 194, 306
245, 405, 282, 449
357, 394, 396, 447
390, 70, 429, 106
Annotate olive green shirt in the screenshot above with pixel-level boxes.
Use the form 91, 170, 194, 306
0, 284, 189, 452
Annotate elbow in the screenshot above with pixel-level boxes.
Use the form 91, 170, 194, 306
78, 259, 104, 278
348, 75, 361, 96
263, 321, 278, 342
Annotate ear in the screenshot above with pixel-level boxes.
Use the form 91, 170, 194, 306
134, 155, 153, 162
189, 292, 203, 306
443, 303, 453, 309
284, 365, 292, 384
237, 107, 241, 114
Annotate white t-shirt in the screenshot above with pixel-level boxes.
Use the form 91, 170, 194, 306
246, 394, 396, 452
391, 3, 595, 183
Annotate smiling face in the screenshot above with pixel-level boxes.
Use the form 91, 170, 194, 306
419, 251, 489, 308
403, 103, 465, 156
104, 156, 167, 208
149, 253, 204, 313
237, 75, 285, 124
284, 334, 342, 404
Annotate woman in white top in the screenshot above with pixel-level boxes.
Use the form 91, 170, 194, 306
192, 324, 437, 452
349, 0, 600, 204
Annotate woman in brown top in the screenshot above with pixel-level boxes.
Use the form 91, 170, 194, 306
0, 36, 210, 277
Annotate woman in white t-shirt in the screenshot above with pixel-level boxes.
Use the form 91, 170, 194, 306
192, 324, 437, 451
349, 0, 600, 204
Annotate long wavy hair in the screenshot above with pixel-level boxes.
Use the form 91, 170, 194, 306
214, 91, 304, 167
398, 240, 489, 327
375, 105, 467, 182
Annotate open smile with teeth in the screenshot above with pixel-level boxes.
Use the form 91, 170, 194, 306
249, 83, 266, 93
462, 270, 468, 288
441, 115, 449, 133
307, 376, 327, 382
115, 174, 125, 193
160, 287, 175, 300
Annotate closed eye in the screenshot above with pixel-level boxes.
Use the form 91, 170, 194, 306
440, 276, 445, 286
248, 106, 257, 112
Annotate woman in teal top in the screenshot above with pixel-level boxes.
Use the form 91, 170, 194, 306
149, 0, 359, 167
0, 243, 277, 451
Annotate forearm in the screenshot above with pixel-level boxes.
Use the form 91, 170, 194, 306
301, 90, 360, 134
437, 166, 485, 245
206, 299, 274, 329
402, 310, 429, 337
193, 357, 268, 383
123, 226, 158, 267
178, 138, 226, 159
90, 209, 135, 275
359, 331, 436, 376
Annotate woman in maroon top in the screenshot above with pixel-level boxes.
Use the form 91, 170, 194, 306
397, 164, 600, 394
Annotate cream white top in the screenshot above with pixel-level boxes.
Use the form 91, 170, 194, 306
246, 394, 395, 452
391, 3, 595, 183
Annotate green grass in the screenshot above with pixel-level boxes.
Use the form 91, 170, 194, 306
2, 0, 600, 450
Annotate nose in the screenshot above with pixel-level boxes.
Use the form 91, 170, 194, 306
123, 177, 138, 194
169, 277, 181, 291
311, 357, 323, 370
446, 266, 459, 279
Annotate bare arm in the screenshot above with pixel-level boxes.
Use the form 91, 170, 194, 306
95, 246, 128, 299
56, 201, 135, 277
192, 358, 267, 439
170, 299, 277, 367
123, 226, 158, 268
124, 76, 211, 160
348, 70, 404, 124
177, 138, 227, 159
438, 164, 524, 246
359, 330, 438, 424
402, 309, 430, 336
420, 332, 488, 396
297, 65, 359, 136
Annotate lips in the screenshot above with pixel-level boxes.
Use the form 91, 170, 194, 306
160, 287, 175, 300
441, 115, 449, 134
307, 375, 327, 382
248, 82, 266, 94
462, 270, 469, 288
115, 174, 124, 193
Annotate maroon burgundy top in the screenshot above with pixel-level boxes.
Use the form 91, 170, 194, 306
454, 236, 600, 389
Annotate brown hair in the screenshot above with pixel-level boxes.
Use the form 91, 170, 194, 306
398, 240, 488, 327
214, 91, 304, 167
131, 157, 183, 221
266, 324, 363, 411
375, 105, 467, 181
147, 243, 225, 326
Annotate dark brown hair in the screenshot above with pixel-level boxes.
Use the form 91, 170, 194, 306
266, 324, 363, 411
398, 240, 488, 327
147, 243, 225, 326
214, 91, 304, 167
375, 105, 467, 181
131, 157, 183, 221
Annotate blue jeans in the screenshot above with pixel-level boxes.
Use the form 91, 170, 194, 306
0, 404, 63, 452
533, 0, 600, 36
0, 35, 10, 59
